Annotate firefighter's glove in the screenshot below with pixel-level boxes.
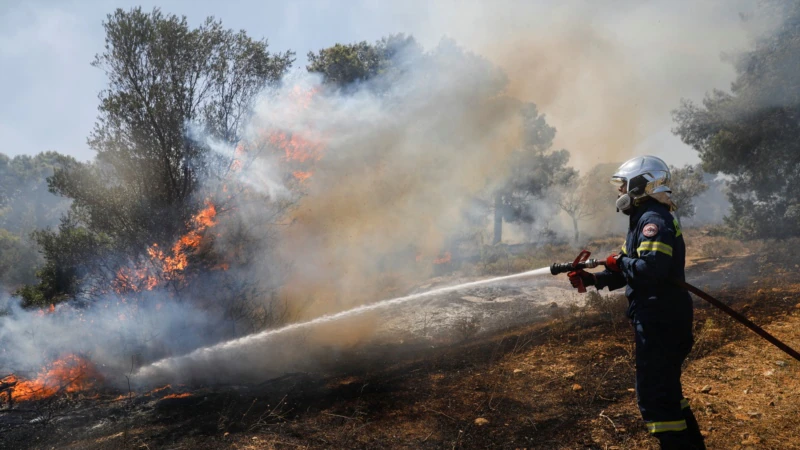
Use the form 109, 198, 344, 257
605, 254, 623, 272
568, 269, 596, 290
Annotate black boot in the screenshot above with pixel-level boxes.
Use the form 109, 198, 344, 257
655, 430, 701, 449
683, 406, 707, 449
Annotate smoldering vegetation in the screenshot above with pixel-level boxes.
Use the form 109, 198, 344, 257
3, 0, 798, 393
0, 38, 548, 388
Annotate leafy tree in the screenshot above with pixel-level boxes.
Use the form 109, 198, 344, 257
307, 34, 422, 89
0, 229, 40, 289
492, 104, 576, 244
23, 8, 294, 304
17, 213, 112, 308
0, 152, 76, 233
308, 36, 576, 245
669, 164, 708, 222
672, 2, 800, 238
687, 172, 729, 225
0, 152, 77, 291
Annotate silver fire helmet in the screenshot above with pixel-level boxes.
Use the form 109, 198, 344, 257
610, 155, 674, 213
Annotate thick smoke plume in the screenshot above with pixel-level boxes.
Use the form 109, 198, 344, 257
1, 1, 778, 388
2, 41, 530, 387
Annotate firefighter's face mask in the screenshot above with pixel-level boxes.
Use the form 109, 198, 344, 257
611, 177, 633, 215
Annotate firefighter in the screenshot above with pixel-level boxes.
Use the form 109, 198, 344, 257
568, 156, 706, 449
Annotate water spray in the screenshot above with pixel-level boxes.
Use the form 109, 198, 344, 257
135, 266, 553, 381
551, 250, 800, 363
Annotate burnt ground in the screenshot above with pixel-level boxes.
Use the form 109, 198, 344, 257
2, 235, 800, 449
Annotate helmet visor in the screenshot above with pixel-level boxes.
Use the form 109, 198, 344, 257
609, 176, 626, 188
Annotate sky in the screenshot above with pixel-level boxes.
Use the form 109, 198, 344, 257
0, 0, 767, 168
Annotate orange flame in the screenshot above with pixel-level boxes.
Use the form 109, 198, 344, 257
1, 355, 100, 402
263, 85, 327, 181
270, 132, 325, 163
162, 392, 192, 399
35, 303, 56, 317
145, 384, 172, 396
292, 171, 313, 182
113, 201, 219, 293
433, 252, 452, 265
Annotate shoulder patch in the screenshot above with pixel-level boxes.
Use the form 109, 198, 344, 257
643, 223, 659, 238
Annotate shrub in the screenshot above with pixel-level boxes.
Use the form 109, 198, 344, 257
696, 236, 746, 259
452, 314, 482, 341
585, 291, 628, 324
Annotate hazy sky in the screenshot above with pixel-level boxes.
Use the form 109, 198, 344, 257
0, 0, 764, 168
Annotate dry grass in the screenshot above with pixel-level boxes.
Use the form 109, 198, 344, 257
695, 236, 748, 259
5, 230, 800, 449
473, 243, 578, 276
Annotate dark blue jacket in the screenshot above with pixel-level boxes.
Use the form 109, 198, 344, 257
595, 200, 692, 323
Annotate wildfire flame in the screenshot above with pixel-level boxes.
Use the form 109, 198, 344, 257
113, 201, 219, 293
264, 85, 327, 182
1, 355, 100, 402
147, 384, 173, 395
433, 252, 452, 265
162, 392, 192, 399
270, 132, 325, 164
416, 251, 452, 265
35, 303, 56, 317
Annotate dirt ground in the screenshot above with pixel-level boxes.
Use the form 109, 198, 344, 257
1, 233, 799, 449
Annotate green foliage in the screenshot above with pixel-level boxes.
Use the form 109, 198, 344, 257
18, 214, 113, 307
0, 152, 76, 291
0, 229, 40, 289
309, 35, 567, 245
493, 104, 576, 243
307, 34, 422, 88
23, 7, 294, 305
0, 151, 76, 233
504, 104, 576, 215
51, 7, 294, 248
672, 2, 800, 238
669, 164, 709, 221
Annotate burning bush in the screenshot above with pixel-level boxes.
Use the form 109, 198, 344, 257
1, 354, 100, 404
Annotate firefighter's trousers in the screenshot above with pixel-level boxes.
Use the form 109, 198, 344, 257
633, 317, 705, 449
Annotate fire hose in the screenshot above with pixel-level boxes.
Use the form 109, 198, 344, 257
551, 250, 800, 363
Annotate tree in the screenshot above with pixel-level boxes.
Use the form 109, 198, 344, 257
307, 36, 576, 245
672, 1, 800, 238
0, 152, 76, 233
492, 104, 576, 244
0, 152, 77, 291
307, 34, 422, 89
669, 164, 708, 222
17, 213, 112, 308
0, 229, 40, 290
23, 8, 294, 304
556, 173, 601, 243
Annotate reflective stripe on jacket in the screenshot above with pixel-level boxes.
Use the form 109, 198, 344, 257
595, 200, 692, 322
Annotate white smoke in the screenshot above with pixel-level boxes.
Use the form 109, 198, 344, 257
0, 0, 781, 389
1, 40, 524, 388
0, 292, 218, 384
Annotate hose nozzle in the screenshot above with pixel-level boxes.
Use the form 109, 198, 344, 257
549, 259, 604, 275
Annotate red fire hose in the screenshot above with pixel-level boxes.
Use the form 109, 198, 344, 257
672, 279, 800, 363
551, 251, 800, 363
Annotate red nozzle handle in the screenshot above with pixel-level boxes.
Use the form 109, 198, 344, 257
569, 250, 591, 293
572, 250, 591, 267
567, 270, 587, 293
